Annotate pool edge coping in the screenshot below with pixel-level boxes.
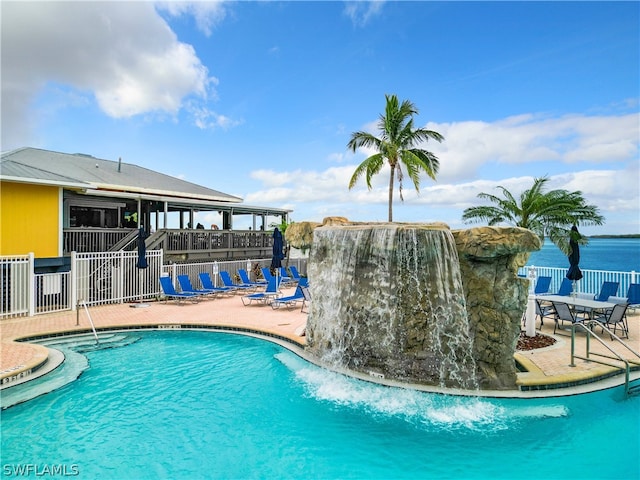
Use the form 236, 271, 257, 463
3, 325, 639, 399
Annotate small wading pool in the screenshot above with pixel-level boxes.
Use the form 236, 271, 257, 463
2, 330, 638, 479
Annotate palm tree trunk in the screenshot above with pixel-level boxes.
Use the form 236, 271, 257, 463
388, 166, 395, 222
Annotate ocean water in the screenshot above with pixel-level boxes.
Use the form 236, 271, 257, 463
527, 237, 640, 272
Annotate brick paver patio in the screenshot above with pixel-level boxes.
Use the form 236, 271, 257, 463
2, 289, 639, 395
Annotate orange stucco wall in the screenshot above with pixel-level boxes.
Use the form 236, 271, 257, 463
0, 181, 60, 257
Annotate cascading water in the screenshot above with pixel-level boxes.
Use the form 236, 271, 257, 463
306, 223, 479, 390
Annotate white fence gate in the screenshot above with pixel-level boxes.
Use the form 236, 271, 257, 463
72, 250, 164, 308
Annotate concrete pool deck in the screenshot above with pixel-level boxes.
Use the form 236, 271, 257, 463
2, 287, 639, 397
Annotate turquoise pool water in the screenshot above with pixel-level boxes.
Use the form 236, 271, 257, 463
2, 331, 638, 479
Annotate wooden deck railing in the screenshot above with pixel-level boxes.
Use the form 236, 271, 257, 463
63, 228, 276, 261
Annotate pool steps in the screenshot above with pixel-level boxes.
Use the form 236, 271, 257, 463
1, 333, 140, 409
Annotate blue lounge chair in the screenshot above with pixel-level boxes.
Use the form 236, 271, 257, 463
219, 270, 255, 293
159, 276, 201, 304
289, 265, 303, 282
534, 276, 552, 295
595, 281, 619, 302
557, 278, 573, 296
198, 272, 235, 296
177, 274, 218, 297
261, 267, 274, 282
626, 283, 640, 309
241, 276, 281, 306
279, 267, 294, 286
271, 285, 305, 309
238, 268, 267, 287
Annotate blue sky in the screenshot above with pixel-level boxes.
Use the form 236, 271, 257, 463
2, 1, 638, 234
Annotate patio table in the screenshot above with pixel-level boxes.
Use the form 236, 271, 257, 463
537, 294, 615, 319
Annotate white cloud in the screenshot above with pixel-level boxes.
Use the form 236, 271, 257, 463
188, 100, 241, 130
156, 0, 228, 37
417, 112, 639, 182
1, 1, 220, 147
343, 1, 385, 27
245, 111, 639, 231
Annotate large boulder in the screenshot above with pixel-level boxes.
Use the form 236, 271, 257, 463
285, 221, 320, 250
452, 226, 541, 389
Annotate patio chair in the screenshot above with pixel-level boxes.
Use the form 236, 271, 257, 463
534, 276, 552, 295
177, 274, 219, 297
552, 301, 587, 334
300, 285, 311, 313
535, 299, 555, 327
271, 285, 305, 309
595, 281, 619, 302
238, 268, 267, 287
197, 272, 236, 296
159, 276, 201, 304
219, 270, 255, 293
241, 275, 282, 306
593, 302, 629, 339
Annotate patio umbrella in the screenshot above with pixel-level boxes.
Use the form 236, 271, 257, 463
566, 225, 583, 294
133, 227, 149, 307
136, 227, 148, 269
271, 227, 284, 270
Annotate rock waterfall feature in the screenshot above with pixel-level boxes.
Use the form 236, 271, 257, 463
306, 223, 479, 390
302, 221, 540, 391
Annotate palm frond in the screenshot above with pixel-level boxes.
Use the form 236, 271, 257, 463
347, 94, 444, 221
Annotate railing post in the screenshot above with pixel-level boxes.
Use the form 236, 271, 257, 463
71, 251, 78, 311
525, 266, 536, 337
118, 249, 125, 304
570, 324, 576, 367
28, 252, 35, 317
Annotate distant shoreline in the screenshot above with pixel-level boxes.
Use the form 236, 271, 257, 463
589, 234, 640, 238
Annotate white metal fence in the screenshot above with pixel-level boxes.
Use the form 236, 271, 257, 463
518, 265, 639, 298
1, 254, 33, 318
6, 251, 635, 320
0, 252, 308, 319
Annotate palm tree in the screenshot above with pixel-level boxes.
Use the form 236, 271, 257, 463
461, 176, 605, 253
347, 94, 444, 222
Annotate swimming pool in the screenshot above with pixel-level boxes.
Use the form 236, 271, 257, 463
2, 330, 638, 479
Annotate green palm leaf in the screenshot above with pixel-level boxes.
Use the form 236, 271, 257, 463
462, 176, 604, 253
347, 94, 444, 221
